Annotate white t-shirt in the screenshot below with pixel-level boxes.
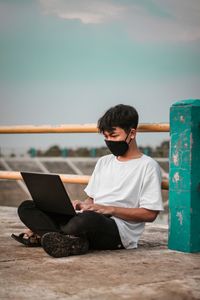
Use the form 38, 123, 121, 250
84, 154, 164, 249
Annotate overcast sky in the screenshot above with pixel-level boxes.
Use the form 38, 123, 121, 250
0, 0, 200, 154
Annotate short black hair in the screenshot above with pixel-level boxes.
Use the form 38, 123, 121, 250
97, 104, 139, 133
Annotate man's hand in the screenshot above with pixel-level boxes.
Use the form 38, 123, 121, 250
81, 203, 113, 215
72, 200, 82, 210
72, 201, 112, 214
72, 197, 94, 211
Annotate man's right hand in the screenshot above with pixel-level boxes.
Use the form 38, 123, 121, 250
72, 197, 94, 211
72, 200, 82, 210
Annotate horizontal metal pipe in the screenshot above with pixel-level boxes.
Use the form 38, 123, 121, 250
0, 123, 169, 134
0, 171, 90, 185
0, 171, 169, 190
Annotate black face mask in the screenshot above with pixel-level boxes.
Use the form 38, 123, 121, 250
105, 131, 131, 156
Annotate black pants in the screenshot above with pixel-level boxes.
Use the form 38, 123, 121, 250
18, 200, 124, 250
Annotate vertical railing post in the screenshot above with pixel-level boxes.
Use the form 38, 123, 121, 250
169, 99, 200, 252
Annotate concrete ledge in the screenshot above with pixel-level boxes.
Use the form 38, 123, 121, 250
0, 206, 200, 299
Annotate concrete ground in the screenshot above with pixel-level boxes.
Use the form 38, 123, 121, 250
0, 206, 200, 300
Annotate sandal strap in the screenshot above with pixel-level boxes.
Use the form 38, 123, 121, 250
11, 233, 41, 247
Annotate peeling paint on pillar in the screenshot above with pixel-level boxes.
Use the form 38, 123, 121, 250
168, 99, 200, 253
173, 152, 179, 166
176, 211, 183, 225
173, 172, 180, 186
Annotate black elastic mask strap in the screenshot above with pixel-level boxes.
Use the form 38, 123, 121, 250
125, 130, 132, 144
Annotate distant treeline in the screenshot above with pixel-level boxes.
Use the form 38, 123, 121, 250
25, 140, 169, 158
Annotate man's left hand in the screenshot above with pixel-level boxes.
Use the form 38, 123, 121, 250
81, 203, 113, 215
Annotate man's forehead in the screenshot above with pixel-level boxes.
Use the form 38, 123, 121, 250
103, 127, 122, 135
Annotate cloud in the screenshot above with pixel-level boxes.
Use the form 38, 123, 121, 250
39, 0, 124, 24
38, 0, 200, 42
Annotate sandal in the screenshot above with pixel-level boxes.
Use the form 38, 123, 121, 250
11, 233, 41, 247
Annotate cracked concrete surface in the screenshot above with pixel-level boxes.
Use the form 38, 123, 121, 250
0, 206, 200, 300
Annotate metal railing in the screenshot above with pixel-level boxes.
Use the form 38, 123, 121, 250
0, 123, 169, 190
0, 123, 169, 133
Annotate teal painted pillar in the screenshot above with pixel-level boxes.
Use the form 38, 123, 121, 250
90, 148, 96, 157
61, 148, 68, 157
29, 147, 36, 157
169, 99, 200, 252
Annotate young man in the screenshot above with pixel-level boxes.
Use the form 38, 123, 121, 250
12, 104, 163, 257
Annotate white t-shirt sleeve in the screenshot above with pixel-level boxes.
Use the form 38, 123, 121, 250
139, 161, 164, 211
84, 158, 101, 198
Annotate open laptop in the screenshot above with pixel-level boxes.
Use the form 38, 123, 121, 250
21, 172, 77, 216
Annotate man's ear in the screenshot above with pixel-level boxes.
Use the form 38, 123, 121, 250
130, 128, 136, 139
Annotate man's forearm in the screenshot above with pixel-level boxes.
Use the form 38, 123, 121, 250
111, 206, 159, 222
80, 202, 159, 222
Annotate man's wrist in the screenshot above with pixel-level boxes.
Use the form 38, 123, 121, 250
110, 206, 116, 216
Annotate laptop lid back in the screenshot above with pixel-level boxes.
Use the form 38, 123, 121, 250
21, 172, 76, 216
